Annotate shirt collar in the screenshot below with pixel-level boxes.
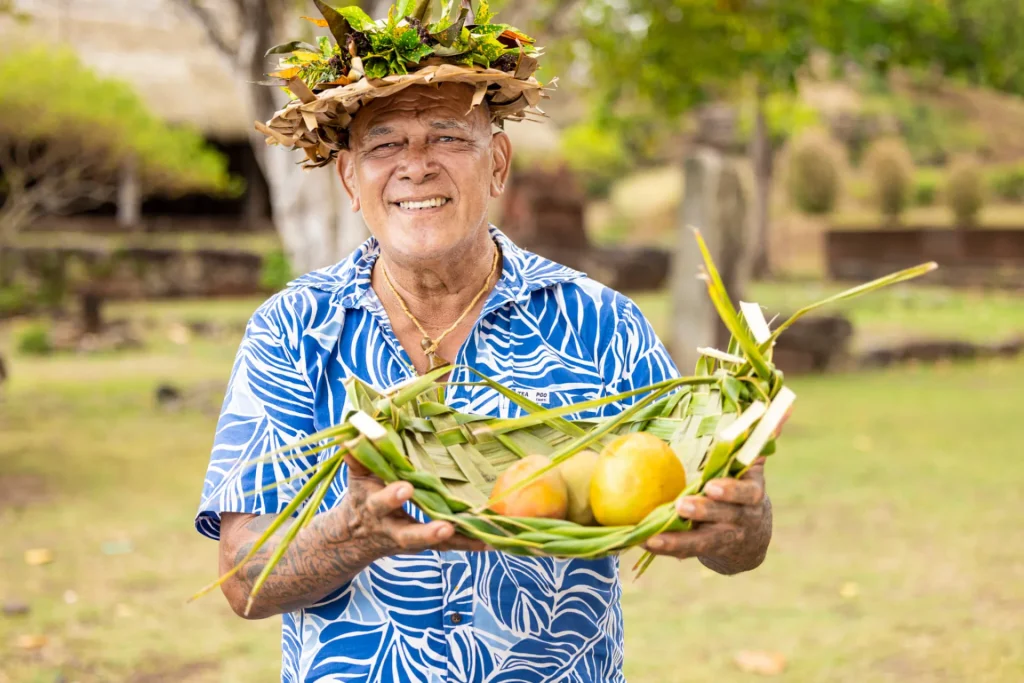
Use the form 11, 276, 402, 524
287, 224, 586, 313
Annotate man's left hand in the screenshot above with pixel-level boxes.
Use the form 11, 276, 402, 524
642, 457, 772, 575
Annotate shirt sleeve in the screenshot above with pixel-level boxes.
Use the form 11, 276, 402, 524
600, 292, 681, 414
194, 295, 319, 541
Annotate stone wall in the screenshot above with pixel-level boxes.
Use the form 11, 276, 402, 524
10, 245, 265, 300
501, 165, 671, 292
826, 228, 1024, 289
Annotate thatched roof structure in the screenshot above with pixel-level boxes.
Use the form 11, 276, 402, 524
1, 0, 564, 152
2, 0, 254, 139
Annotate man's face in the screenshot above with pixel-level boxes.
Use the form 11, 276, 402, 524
337, 83, 512, 265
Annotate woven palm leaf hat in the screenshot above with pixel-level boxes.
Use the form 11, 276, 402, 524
255, 0, 553, 169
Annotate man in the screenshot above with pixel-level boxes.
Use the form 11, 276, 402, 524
196, 8, 771, 682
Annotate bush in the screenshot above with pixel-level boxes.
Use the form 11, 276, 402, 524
260, 250, 294, 292
17, 322, 52, 355
913, 169, 942, 207
785, 130, 844, 215
0, 283, 32, 317
987, 163, 1024, 203
945, 157, 985, 228
862, 138, 915, 222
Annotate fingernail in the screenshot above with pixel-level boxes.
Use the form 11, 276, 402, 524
436, 525, 453, 540
395, 484, 413, 501
705, 484, 724, 497
647, 538, 664, 550
677, 500, 696, 516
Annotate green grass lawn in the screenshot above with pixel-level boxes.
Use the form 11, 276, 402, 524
628, 280, 1024, 351
2, 294, 1023, 682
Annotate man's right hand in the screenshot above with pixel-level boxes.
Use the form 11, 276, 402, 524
326, 453, 491, 559
219, 453, 488, 620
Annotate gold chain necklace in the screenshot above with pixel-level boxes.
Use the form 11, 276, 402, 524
380, 242, 500, 372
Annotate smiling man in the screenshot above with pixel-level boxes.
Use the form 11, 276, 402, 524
195, 4, 772, 682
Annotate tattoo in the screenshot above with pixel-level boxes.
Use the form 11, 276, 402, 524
699, 496, 773, 576
227, 507, 378, 617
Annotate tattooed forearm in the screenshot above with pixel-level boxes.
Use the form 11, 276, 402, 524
699, 496, 773, 576
221, 507, 379, 619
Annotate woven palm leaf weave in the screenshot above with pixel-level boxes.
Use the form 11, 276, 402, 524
194, 231, 936, 610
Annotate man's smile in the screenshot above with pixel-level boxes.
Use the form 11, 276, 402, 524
394, 196, 451, 211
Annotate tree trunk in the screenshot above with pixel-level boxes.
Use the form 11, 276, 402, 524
116, 156, 141, 229
178, 0, 373, 276
750, 85, 774, 279
80, 290, 103, 335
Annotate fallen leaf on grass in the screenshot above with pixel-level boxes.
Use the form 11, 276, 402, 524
63, 590, 78, 605
168, 324, 191, 346
15, 634, 48, 650
24, 548, 54, 566
733, 650, 787, 676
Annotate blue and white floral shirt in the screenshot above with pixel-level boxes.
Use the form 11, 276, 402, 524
195, 226, 680, 682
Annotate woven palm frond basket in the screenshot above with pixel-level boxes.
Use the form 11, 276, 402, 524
195, 231, 936, 610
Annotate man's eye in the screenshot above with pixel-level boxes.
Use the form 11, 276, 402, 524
374, 142, 399, 151
438, 136, 458, 143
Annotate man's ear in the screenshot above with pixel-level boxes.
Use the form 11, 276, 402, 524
336, 149, 360, 212
489, 131, 512, 198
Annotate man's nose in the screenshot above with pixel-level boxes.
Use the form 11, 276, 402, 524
398, 141, 439, 183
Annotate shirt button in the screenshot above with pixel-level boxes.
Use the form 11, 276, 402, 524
449, 612, 463, 625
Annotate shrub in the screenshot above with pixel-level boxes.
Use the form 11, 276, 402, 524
785, 130, 844, 215
17, 322, 52, 355
945, 157, 985, 228
0, 283, 32, 317
862, 138, 915, 222
912, 169, 941, 206
987, 163, 1024, 203
260, 250, 294, 292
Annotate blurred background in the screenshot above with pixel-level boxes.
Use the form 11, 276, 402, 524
1, 0, 1022, 681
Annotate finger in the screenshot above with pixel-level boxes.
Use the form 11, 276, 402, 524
702, 469, 765, 506
365, 481, 415, 518
643, 523, 741, 559
676, 496, 758, 525
389, 520, 455, 552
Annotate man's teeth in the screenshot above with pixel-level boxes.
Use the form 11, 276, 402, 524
398, 197, 448, 210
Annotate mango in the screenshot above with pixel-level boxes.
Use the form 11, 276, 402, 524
556, 449, 601, 525
590, 432, 687, 526
488, 454, 569, 519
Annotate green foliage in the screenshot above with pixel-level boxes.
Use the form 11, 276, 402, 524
0, 283, 32, 317
268, 0, 536, 91
738, 91, 820, 149
945, 157, 985, 228
785, 129, 844, 215
0, 46, 236, 197
885, 95, 987, 166
862, 138, 915, 222
913, 168, 942, 206
260, 250, 294, 292
987, 162, 1024, 203
559, 119, 631, 198
16, 322, 52, 355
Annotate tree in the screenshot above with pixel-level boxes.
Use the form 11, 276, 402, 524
545, 0, 1008, 278
171, 0, 392, 275
0, 46, 235, 284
